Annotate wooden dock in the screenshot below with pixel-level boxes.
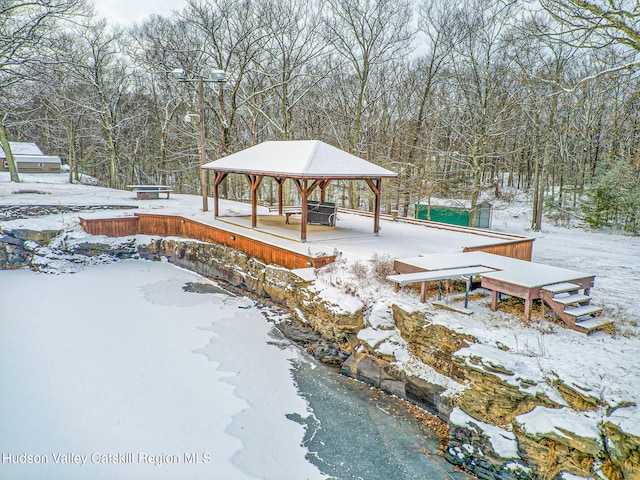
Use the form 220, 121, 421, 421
79, 213, 336, 270
393, 252, 609, 333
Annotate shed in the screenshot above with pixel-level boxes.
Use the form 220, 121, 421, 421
0, 142, 62, 173
415, 200, 492, 228
202, 140, 397, 241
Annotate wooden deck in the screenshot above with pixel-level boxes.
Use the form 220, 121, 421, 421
337, 207, 534, 260
481, 270, 595, 319
394, 252, 597, 319
79, 213, 336, 270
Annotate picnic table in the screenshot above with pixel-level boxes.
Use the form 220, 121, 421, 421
387, 265, 497, 307
127, 185, 173, 200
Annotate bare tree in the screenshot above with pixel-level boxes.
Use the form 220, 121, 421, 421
444, 0, 518, 226
322, 0, 414, 208
540, 0, 640, 89
60, 19, 135, 187
128, 15, 200, 189
249, 0, 327, 141
393, 0, 457, 216
322, 0, 414, 152
0, 0, 86, 182
181, 0, 269, 156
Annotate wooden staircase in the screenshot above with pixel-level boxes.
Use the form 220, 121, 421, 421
540, 282, 612, 334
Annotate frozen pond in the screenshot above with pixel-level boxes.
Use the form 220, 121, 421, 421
0, 260, 469, 479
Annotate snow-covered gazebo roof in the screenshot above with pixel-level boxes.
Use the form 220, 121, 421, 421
202, 140, 397, 241
202, 140, 396, 179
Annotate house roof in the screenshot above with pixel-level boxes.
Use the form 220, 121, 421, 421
0, 142, 44, 158
202, 140, 397, 179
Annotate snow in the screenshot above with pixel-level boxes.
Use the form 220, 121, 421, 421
505, 462, 531, 473
306, 282, 364, 314
366, 303, 396, 329
0, 261, 324, 480
605, 406, 640, 439
394, 355, 465, 397
516, 407, 602, 443
357, 326, 397, 348
0, 141, 44, 156
202, 140, 396, 178
454, 343, 567, 405
450, 407, 519, 459
397, 252, 594, 289
2, 173, 640, 443
560, 473, 592, 480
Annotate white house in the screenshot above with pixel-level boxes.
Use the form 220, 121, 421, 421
0, 142, 62, 173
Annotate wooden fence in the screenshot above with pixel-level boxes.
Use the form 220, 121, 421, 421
79, 214, 335, 270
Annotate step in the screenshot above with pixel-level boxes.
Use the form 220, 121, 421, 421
542, 282, 582, 294
552, 293, 591, 305
574, 317, 614, 334
564, 304, 602, 317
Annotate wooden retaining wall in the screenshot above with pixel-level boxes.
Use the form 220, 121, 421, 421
79, 214, 335, 270
463, 238, 533, 262
79, 216, 140, 237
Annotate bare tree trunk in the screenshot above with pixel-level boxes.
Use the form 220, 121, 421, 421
0, 121, 20, 183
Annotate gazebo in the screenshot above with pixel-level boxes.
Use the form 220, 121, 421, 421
202, 140, 397, 241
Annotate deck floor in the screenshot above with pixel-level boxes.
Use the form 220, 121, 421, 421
395, 252, 593, 288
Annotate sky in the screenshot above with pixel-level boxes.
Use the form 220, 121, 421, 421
92, 0, 185, 26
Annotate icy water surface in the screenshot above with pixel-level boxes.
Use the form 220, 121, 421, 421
289, 358, 472, 480
1, 261, 471, 480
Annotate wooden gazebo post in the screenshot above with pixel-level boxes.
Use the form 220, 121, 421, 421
274, 177, 285, 215
212, 171, 228, 218
365, 178, 382, 234
293, 178, 320, 242
245, 174, 263, 228
300, 179, 308, 241
319, 180, 331, 202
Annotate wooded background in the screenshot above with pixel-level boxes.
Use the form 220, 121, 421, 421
1, 0, 639, 233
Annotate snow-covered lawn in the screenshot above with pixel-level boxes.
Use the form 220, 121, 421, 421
0, 260, 323, 480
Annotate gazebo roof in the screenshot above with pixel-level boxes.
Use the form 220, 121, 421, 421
202, 140, 397, 178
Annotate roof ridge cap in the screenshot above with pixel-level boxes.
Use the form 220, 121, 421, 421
301, 140, 321, 175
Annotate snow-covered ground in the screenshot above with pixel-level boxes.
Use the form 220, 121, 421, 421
2, 172, 640, 456
0, 260, 324, 480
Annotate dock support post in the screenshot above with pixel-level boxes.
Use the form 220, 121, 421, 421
420, 281, 427, 303
465, 276, 471, 309
491, 290, 498, 311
